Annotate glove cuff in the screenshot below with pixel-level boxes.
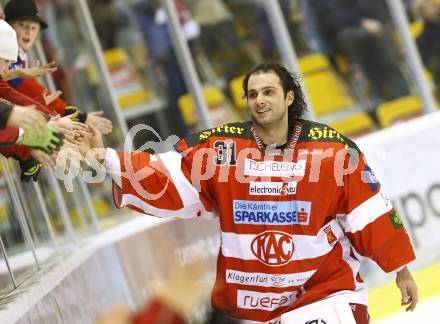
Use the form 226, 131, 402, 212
78, 112, 87, 123
19, 157, 39, 170
65, 106, 87, 123
64, 105, 79, 116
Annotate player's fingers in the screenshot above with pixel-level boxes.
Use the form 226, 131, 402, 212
410, 300, 417, 311
407, 286, 418, 311
398, 284, 410, 305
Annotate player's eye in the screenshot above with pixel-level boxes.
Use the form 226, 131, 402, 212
264, 89, 273, 95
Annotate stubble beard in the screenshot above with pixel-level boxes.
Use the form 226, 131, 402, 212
250, 109, 288, 131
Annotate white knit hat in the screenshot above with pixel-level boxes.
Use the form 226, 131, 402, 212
0, 20, 18, 62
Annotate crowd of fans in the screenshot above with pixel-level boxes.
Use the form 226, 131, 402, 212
0, 0, 113, 181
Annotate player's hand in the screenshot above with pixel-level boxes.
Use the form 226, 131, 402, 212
55, 141, 83, 174
86, 111, 113, 135
87, 124, 105, 150
396, 266, 418, 311
49, 113, 90, 143
8, 105, 47, 135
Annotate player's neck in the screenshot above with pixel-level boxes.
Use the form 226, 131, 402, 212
254, 122, 289, 147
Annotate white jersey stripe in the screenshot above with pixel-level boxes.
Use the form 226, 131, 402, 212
337, 187, 393, 233
112, 149, 218, 220
221, 220, 345, 262
157, 151, 200, 207
326, 289, 368, 307
104, 148, 122, 187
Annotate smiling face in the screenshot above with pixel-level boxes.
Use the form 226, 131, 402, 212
11, 19, 41, 52
246, 71, 294, 130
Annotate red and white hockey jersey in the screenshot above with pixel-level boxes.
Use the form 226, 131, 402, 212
110, 119, 415, 323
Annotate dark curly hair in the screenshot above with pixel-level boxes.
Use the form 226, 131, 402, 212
242, 63, 308, 122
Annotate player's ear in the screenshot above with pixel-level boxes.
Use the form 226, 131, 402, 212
286, 90, 294, 106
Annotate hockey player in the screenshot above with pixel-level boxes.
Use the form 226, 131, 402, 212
84, 63, 418, 323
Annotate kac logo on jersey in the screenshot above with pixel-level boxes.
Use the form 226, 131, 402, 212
251, 231, 294, 266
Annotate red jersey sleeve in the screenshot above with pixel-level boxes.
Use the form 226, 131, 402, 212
337, 152, 416, 272
112, 139, 215, 219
